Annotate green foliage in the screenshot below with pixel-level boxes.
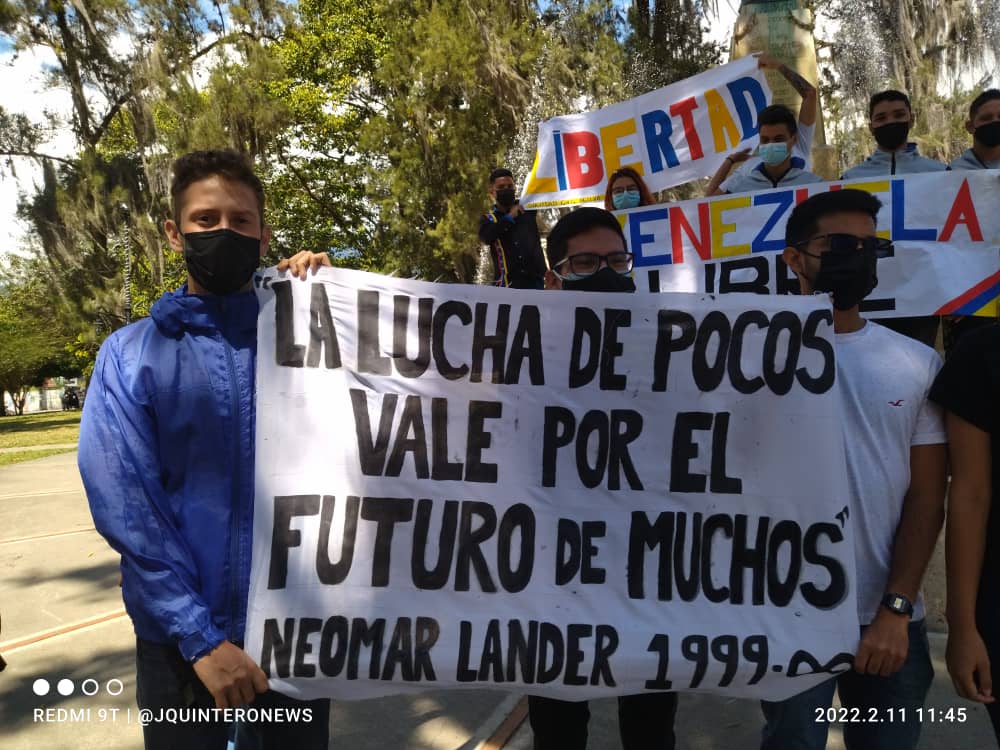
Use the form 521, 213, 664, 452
0, 265, 80, 415
625, 0, 723, 95
14, 0, 987, 337
2, 0, 645, 300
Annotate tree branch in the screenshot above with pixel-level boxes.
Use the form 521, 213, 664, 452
2, 150, 75, 166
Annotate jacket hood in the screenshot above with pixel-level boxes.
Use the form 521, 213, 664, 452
150, 283, 259, 338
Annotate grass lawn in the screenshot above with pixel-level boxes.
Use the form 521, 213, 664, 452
0, 410, 82, 449
0, 447, 77, 466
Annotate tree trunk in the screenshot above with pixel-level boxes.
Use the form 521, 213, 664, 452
11, 388, 28, 416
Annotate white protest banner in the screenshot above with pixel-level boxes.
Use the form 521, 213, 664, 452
620, 170, 1000, 318
246, 269, 858, 703
520, 56, 771, 209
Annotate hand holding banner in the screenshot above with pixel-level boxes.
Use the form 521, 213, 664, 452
521, 56, 772, 208
246, 270, 859, 703
617, 171, 1000, 319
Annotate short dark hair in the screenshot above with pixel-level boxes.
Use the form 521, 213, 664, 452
545, 207, 626, 268
969, 89, 1000, 119
489, 168, 514, 185
868, 90, 911, 119
759, 104, 797, 135
785, 189, 882, 247
170, 149, 265, 225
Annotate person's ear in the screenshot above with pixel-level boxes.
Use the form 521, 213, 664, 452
783, 245, 811, 293
965, 118, 976, 136
544, 269, 562, 290
165, 219, 184, 254
260, 226, 272, 257
783, 245, 805, 275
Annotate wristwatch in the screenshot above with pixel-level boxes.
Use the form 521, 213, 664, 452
882, 592, 914, 617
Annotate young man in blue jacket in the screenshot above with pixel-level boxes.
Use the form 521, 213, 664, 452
78, 149, 330, 749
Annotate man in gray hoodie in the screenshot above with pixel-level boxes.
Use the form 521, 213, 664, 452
842, 90, 948, 179
950, 89, 1000, 171
841, 90, 949, 348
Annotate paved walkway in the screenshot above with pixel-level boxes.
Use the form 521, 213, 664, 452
0, 452, 519, 750
1, 452, 995, 748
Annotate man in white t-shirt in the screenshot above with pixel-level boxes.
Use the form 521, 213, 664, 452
759, 189, 947, 750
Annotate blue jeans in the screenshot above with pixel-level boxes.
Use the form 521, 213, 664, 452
760, 620, 933, 750
135, 638, 330, 750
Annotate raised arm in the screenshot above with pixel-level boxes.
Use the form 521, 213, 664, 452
705, 148, 752, 196
756, 53, 817, 127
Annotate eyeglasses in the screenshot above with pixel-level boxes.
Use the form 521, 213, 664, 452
554, 251, 635, 279
794, 233, 894, 259
611, 186, 640, 196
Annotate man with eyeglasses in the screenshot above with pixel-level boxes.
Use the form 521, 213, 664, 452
529, 206, 678, 750
759, 189, 947, 750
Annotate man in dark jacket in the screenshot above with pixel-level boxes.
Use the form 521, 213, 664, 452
79, 149, 329, 750
478, 167, 547, 289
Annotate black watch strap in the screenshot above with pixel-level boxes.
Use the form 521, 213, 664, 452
882, 592, 914, 616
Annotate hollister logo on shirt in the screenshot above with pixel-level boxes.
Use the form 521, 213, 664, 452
888, 400, 905, 407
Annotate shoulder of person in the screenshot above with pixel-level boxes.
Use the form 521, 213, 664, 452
917, 155, 949, 171
948, 150, 979, 170
518, 209, 540, 226
869, 321, 942, 371
839, 161, 870, 179
721, 171, 756, 191
952, 322, 1000, 360
798, 170, 826, 183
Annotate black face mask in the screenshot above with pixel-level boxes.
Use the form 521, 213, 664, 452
810, 245, 878, 311
974, 121, 1000, 148
562, 267, 636, 293
183, 228, 261, 295
495, 188, 516, 208
872, 121, 910, 150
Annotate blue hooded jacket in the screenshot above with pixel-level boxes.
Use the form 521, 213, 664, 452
79, 285, 258, 662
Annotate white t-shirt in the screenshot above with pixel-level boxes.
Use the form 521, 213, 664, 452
835, 321, 945, 625
722, 120, 816, 190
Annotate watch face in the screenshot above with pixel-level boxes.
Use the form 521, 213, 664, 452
884, 594, 912, 614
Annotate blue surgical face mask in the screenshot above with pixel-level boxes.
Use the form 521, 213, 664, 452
758, 142, 789, 166
612, 189, 641, 210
